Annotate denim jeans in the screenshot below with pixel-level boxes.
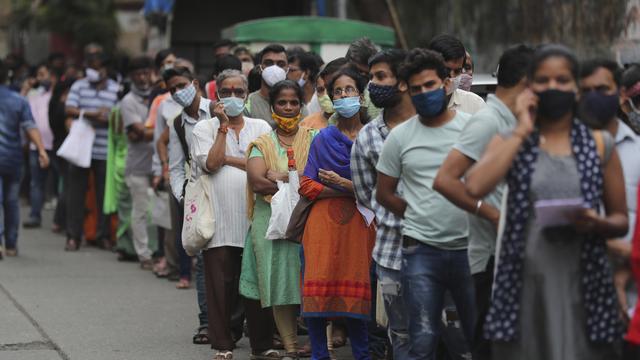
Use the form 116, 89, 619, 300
195, 253, 208, 327
0, 171, 21, 249
402, 240, 476, 360
28, 150, 50, 221
306, 317, 370, 360
376, 264, 410, 360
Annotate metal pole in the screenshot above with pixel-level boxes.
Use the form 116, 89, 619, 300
385, 0, 408, 49
337, 0, 347, 19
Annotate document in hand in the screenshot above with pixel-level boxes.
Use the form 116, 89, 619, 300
534, 198, 585, 228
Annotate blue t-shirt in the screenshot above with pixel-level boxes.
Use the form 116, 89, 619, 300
0, 85, 36, 173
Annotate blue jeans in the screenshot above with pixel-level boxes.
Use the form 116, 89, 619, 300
28, 150, 50, 221
402, 240, 476, 360
306, 317, 370, 360
376, 264, 410, 360
0, 171, 21, 249
195, 253, 208, 327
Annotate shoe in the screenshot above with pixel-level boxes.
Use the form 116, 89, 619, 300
140, 259, 154, 270
5, 248, 17, 257
23, 218, 41, 228
64, 239, 80, 251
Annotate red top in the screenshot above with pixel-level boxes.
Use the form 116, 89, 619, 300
627, 182, 640, 345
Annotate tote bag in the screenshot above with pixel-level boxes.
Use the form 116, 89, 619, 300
56, 113, 95, 168
182, 174, 215, 256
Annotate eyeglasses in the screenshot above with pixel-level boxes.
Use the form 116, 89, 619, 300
332, 86, 359, 97
218, 88, 246, 98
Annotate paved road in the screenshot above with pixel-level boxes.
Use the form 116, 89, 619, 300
0, 207, 354, 360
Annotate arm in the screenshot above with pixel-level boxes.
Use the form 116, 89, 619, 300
247, 157, 279, 195
224, 156, 247, 171
25, 128, 50, 168
299, 176, 351, 200
434, 149, 500, 225
375, 172, 406, 218
205, 102, 230, 172
157, 126, 170, 181
350, 139, 375, 209
127, 123, 154, 142
168, 125, 186, 201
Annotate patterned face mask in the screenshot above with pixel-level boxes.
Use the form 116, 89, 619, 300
172, 82, 196, 108
318, 93, 334, 114
271, 112, 302, 133
368, 82, 400, 108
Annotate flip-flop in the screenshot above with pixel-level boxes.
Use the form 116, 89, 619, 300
213, 351, 232, 359
193, 326, 210, 345
176, 278, 191, 289
250, 349, 280, 359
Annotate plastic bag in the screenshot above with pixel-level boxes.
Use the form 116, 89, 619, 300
56, 114, 95, 168
150, 190, 172, 230
266, 180, 300, 240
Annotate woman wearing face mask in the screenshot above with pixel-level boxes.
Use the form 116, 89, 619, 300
465, 44, 628, 360
298, 67, 375, 360
620, 64, 640, 134
240, 80, 317, 359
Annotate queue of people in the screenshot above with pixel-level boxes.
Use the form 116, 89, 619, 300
1, 34, 640, 360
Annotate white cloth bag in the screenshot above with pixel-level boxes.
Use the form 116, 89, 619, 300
56, 112, 95, 168
182, 174, 215, 256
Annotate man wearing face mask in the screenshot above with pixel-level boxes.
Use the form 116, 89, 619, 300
246, 44, 308, 127
429, 34, 485, 115
120, 56, 155, 268
351, 49, 415, 359
376, 49, 475, 359
459, 51, 474, 92
23, 63, 56, 229
286, 47, 322, 113
64, 53, 119, 251
580, 59, 640, 328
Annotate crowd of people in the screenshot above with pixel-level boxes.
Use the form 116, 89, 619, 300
1, 34, 640, 360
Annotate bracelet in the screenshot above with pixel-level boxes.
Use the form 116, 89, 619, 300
474, 200, 483, 215
218, 124, 229, 134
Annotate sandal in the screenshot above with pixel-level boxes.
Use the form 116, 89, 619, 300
213, 351, 233, 359
175, 278, 191, 289
250, 349, 280, 359
193, 326, 209, 345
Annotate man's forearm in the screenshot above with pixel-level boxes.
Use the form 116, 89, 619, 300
378, 193, 406, 218
224, 156, 246, 171
26, 128, 46, 153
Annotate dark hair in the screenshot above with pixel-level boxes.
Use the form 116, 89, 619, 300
258, 44, 287, 64
268, 80, 304, 106
345, 37, 377, 66
162, 66, 194, 83
496, 44, 535, 87
398, 48, 448, 83
0, 60, 7, 83
128, 56, 153, 74
48, 52, 65, 64
234, 46, 252, 58
318, 57, 348, 83
428, 34, 466, 62
327, 67, 368, 100
580, 59, 621, 87
213, 39, 235, 51
288, 48, 322, 83
621, 64, 640, 89
213, 54, 241, 76
368, 49, 408, 77
529, 44, 579, 82
154, 49, 174, 69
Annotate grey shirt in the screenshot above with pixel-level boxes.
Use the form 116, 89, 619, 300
452, 94, 517, 274
121, 91, 152, 177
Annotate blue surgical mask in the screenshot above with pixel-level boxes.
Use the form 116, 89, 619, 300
220, 96, 245, 117
411, 87, 447, 118
333, 96, 361, 118
172, 82, 196, 108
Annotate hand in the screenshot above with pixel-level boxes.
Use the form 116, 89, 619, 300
38, 150, 50, 169
21, 78, 37, 95
573, 208, 602, 234
513, 89, 537, 138
266, 169, 288, 183
318, 169, 345, 187
152, 176, 162, 190
213, 101, 229, 125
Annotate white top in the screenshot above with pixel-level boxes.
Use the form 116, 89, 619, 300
191, 116, 272, 248
448, 88, 486, 115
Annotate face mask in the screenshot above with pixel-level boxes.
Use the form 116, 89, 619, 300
271, 112, 302, 133
132, 84, 152, 98
86, 68, 102, 83
333, 96, 361, 118
368, 82, 400, 108
577, 91, 619, 129
318, 93, 334, 114
172, 82, 197, 108
241, 61, 253, 76
261, 65, 286, 87
161, 63, 174, 73
297, 74, 306, 88
447, 75, 461, 95
37, 79, 51, 91
411, 87, 447, 118
220, 96, 245, 117
626, 100, 640, 134
536, 89, 576, 120
458, 73, 473, 92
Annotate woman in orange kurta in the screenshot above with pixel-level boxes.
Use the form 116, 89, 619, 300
298, 68, 375, 360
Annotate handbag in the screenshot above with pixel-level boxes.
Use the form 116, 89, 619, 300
284, 196, 313, 243
181, 174, 215, 256
56, 111, 95, 168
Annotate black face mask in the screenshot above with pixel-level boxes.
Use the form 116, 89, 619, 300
536, 89, 576, 120
577, 91, 619, 129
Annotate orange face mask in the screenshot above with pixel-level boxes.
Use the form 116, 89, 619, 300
271, 112, 302, 133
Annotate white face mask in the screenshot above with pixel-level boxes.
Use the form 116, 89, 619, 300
261, 65, 287, 87
447, 75, 461, 95
297, 73, 306, 88
86, 68, 102, 83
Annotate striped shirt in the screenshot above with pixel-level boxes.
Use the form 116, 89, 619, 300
350, 112, 404, 270
65, 78, 119, 160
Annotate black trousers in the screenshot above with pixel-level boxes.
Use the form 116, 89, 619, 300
65, 160, 108, 241
472, 257, 495, 360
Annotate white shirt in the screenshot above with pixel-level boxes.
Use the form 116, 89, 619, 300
615, 120, 640, 242
448, 88, 486, 115
191, 116, 272, 248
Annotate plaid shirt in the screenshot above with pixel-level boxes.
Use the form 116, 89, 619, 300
350, 113, 403, 270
